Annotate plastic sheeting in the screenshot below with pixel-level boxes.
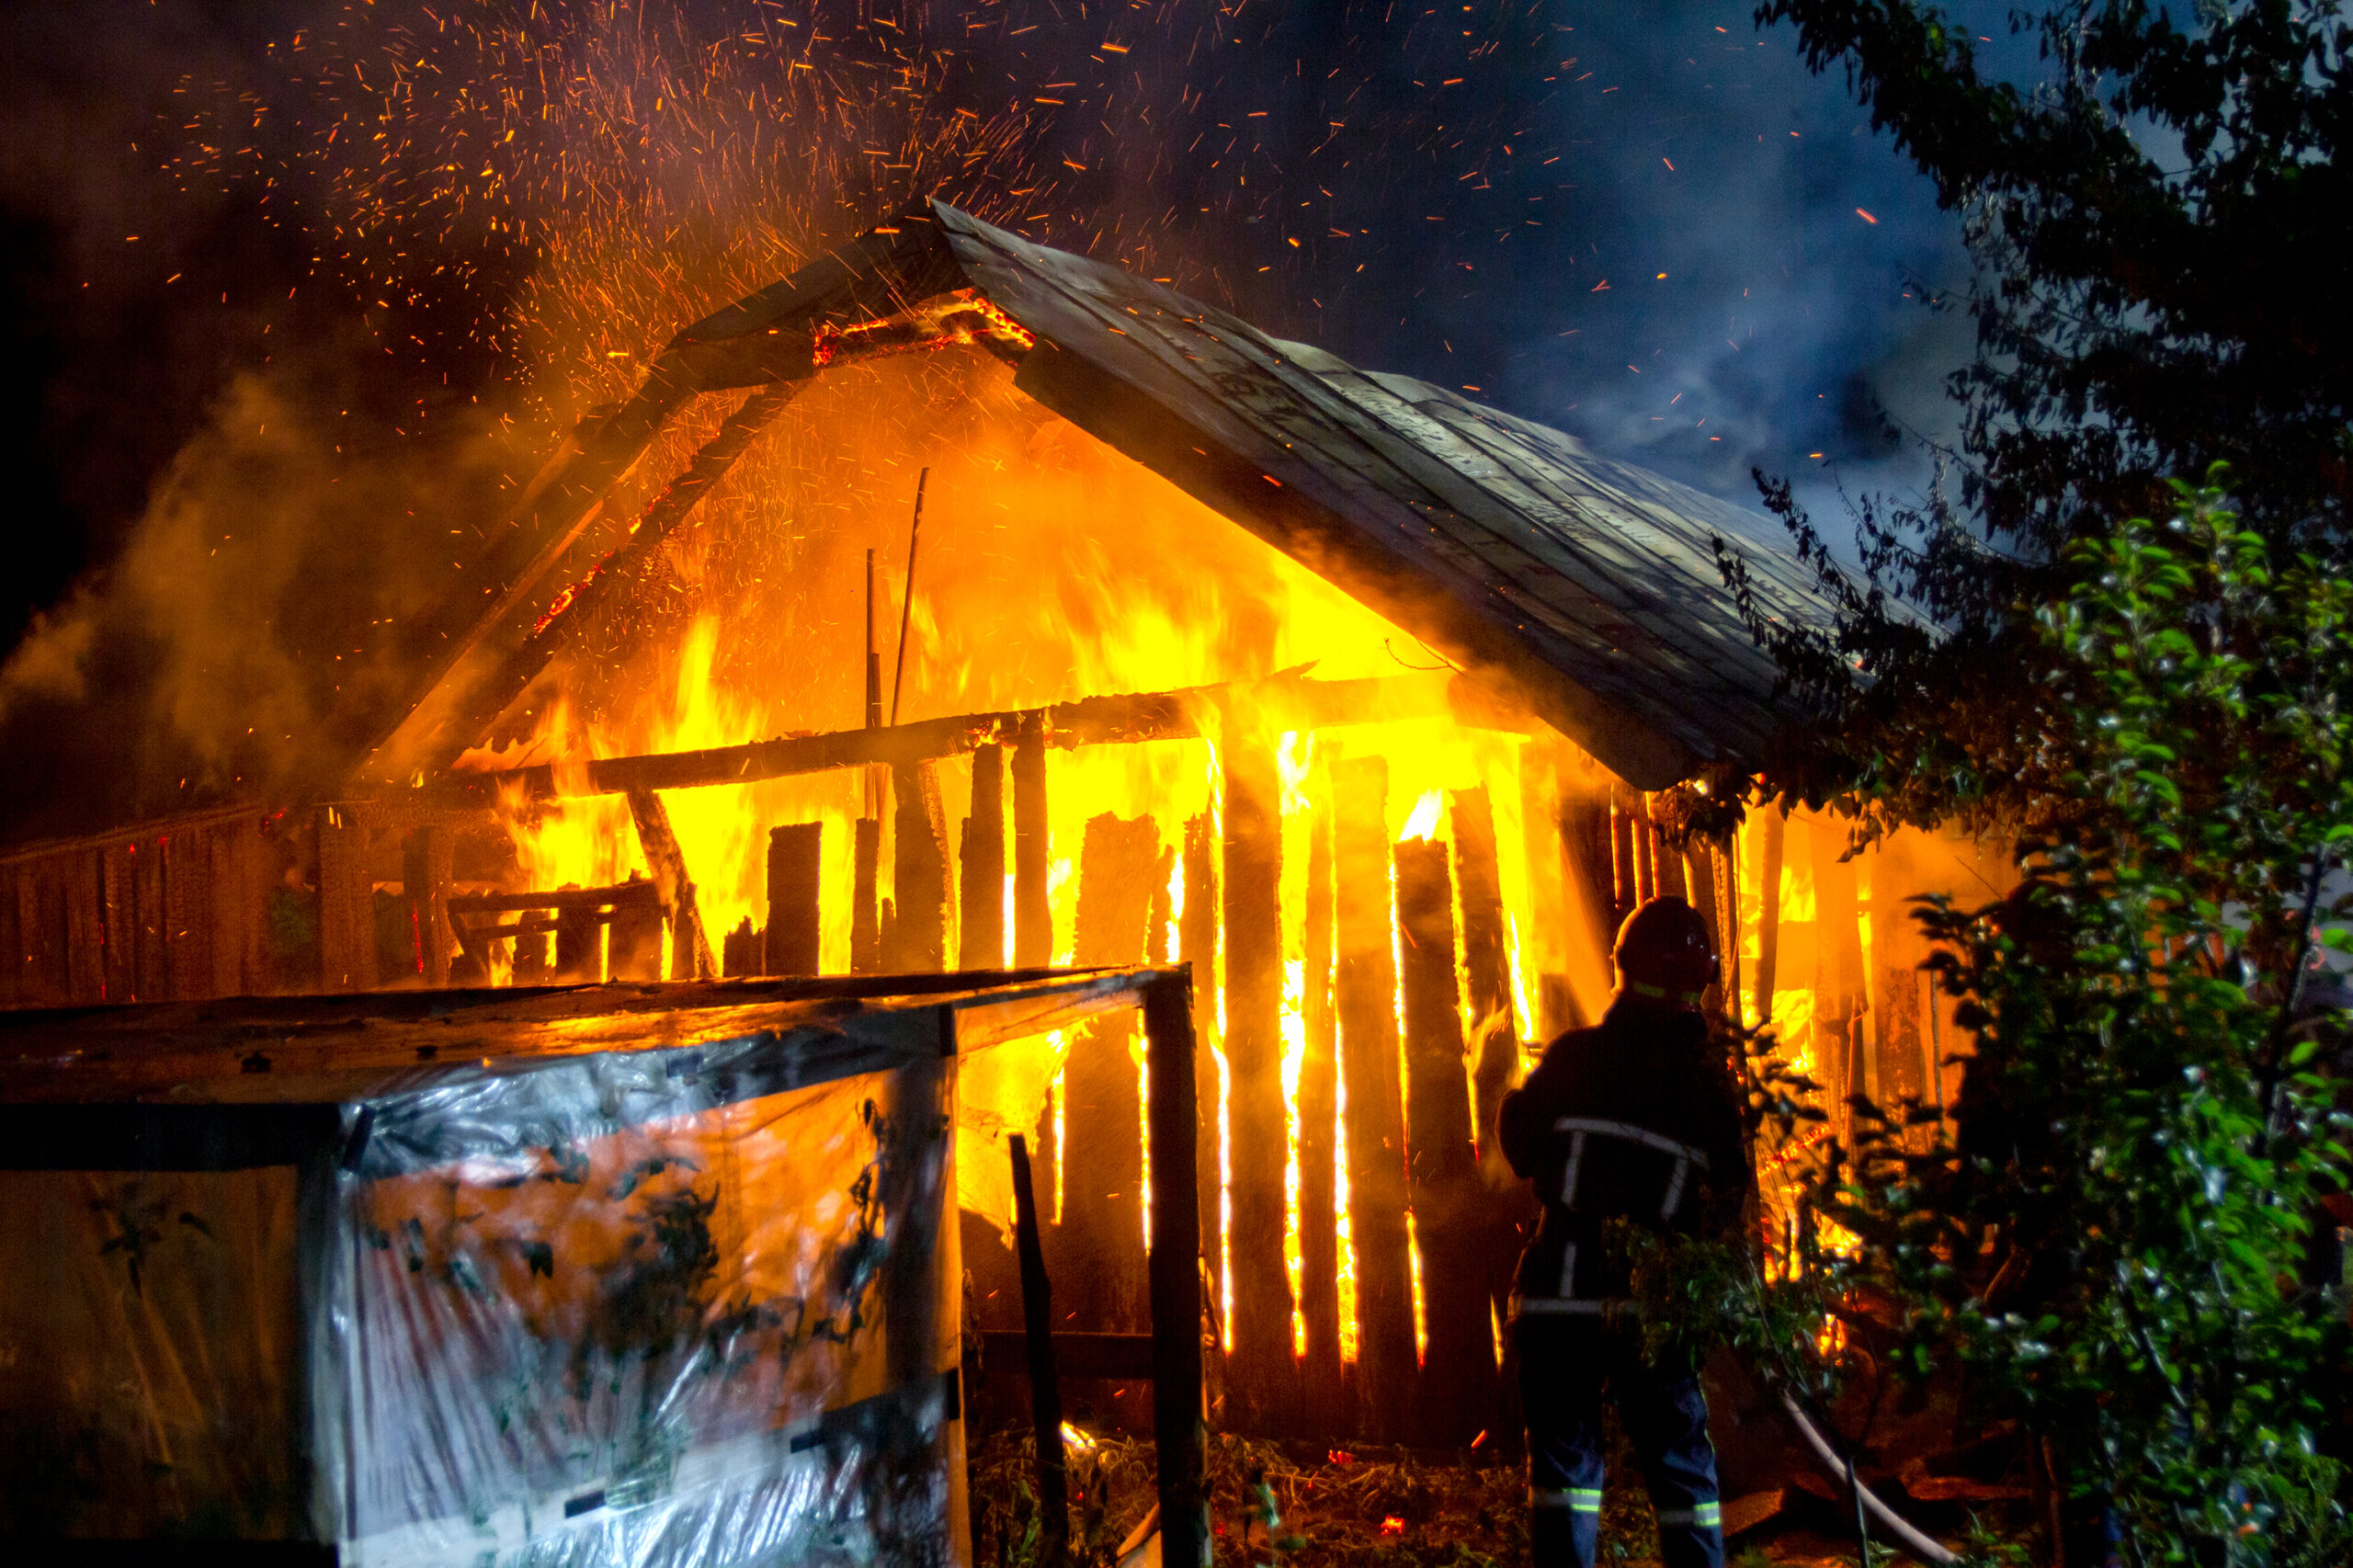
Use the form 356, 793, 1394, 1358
0, 1028, 965, 1567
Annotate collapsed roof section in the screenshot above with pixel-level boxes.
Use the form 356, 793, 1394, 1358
362, 200, 1834, 792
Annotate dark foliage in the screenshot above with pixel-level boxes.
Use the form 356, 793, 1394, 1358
1725, 0, 2351, 827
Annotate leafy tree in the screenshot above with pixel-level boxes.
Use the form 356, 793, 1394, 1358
1719, 0, 2352, 827
1675, 479, 2353, 1566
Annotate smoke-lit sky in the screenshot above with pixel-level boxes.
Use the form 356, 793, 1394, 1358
0, 0, 1973, 839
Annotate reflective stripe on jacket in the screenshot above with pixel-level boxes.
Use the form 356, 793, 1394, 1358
1497, 997, 1750, 1311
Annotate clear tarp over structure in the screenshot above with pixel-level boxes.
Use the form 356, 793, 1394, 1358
0, 967, 1198, 1568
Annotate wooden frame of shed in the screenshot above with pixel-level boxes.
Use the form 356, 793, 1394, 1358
0, 963, 1210, 1568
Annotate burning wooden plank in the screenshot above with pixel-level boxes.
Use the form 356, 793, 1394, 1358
1295, 790, 1346, 1426
1395, 833, 1498, 1444
761, 823, 822, 978
1220, 708, 1294, 1432
1331, 756, 1416, 1441
958, 743, 1006, 971
1058, 812, 1161, 1336
409, 670, 1469, 809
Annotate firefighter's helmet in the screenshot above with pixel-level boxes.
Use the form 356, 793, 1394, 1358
1613, 896, 1719, 1005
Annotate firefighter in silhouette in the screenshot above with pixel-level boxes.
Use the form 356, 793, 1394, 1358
1499, 896, 1751, 1568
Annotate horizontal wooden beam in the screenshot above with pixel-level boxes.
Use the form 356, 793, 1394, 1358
402, 668, 1506, 810
448, 882, 662, 916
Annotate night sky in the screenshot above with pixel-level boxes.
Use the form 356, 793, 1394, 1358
0, 0, 1973, 842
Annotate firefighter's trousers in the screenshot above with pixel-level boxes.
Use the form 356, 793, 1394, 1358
1515, 1312, 1724, 1568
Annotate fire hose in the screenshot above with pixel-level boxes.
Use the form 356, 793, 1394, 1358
1774, 1389, 1958, 1566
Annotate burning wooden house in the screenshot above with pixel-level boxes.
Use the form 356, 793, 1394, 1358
0, 201, 2000, 1452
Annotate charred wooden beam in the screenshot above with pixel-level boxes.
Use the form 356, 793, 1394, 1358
1057, 812, 1161, 1335
627, 789, 717, 980
1011, 717, 1052, 970
553, 898, 604, 983
1009, 1132, 1071, 1568
1331, 756, 1417, 1441
1450, 786, 1527, 1446
889, 761, 950, 972
1177, 812, 1223, 1331
1395, 835, 1499, 1444
1450, 786, 1518, 1142
404, 670, 1463, 810
1142, 970, 1209, 1568
765, 822, 824, 977
1296, 790, 1345, 1427
851, 816, 882, 974
607, 876, 665, 981
960, 744, 1007, 971
1754, 809, 1786, 1028
1220, 710, 1295, 1432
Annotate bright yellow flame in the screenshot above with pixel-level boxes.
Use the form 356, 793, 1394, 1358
1281, 955, 1307, 1358
1399, 789, 1444, 843
1405, 1207, 1428, 1368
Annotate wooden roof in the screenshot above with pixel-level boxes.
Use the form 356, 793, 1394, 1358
935, 202, 1834, 787
359, 203, 1837, 790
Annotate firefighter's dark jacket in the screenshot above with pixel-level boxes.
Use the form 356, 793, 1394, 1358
1497, 996, 1752, 1306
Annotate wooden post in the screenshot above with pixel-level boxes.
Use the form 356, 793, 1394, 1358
207, 817, 264, 1000
1563, 790, 1619, 1002
1177, 813, 1223, 1318
67, 847, 107, 1005
721, 917, 759, 978
1012, 717, 1052, 969
553, 889, 602, 983
99, 842, 134, 1004
627, 788, 715, 979
1010, 1133, 1070, 1568
961, 744, 1007, 971
1813, 819, 1870, 1120
1754, 810, 1786, 1028
1713, 836, 1742, 1028
1058, 813, 1162, 1332
851, 816, 881, 974
1450, 786, 1526, 1440
1142, 972, 1208, 1568
1610, 790, 1639, 923
1331, 756, 1417, 1439
765, 822, 824, 976
890, 760, 949, 972
315, 807, 376, 994
1220, 713, 1294, 1432
1449, 788, 1518, 1148
1685, 840, 1730, 1020
400, 825, 454, 987
1394, 835, 1498, 1443
608, 879, 665, 981
1297, 793, 1345, 1426
165, 826, 214, 1001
